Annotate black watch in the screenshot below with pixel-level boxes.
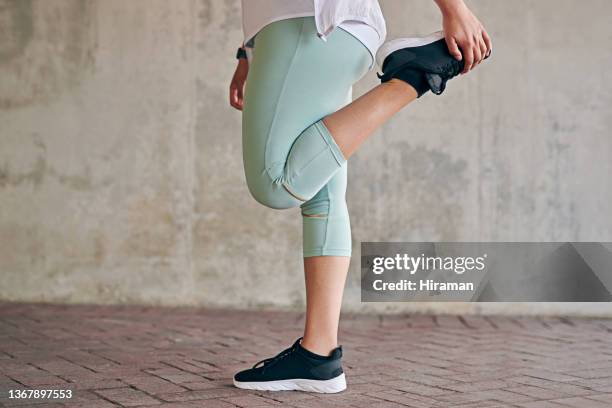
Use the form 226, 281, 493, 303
236, 47, 247, 60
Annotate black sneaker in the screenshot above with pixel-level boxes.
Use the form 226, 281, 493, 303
376, 31, 466, 97
233, 337, 346, 393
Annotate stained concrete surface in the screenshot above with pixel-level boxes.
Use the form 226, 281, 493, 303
1, 1, 611, 315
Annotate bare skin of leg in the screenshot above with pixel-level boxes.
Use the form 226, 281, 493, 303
324, 79, 418, 159
300, 81, 417, 356
301, 256, 350, 356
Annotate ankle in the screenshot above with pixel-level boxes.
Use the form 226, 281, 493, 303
300, 336, 337, 357
386, 78, 419, 97
391, 68, 429, 97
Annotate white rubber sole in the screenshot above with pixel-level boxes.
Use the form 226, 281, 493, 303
376, 30, 446, 69
233, 373, 346, 393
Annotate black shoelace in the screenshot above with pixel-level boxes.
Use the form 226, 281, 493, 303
252, 337, 303, 372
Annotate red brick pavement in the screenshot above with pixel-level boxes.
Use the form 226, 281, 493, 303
0, 302, 611, 407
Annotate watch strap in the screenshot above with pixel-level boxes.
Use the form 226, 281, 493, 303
236, 47, 247, 60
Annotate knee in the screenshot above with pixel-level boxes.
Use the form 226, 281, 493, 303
301, 190, 351, 258
300, 194, 329, 218
246, 177, 302, 210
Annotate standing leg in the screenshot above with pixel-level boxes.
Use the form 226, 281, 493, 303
235, 16, 422, 393
299, 143, 352, 355
296, 82, 416, 357
301, 256, 350, 355
241, 18, 417, 359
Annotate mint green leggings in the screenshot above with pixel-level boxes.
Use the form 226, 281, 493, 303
242, 17, 371, 258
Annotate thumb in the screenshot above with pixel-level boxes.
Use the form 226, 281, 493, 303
446, 36, 462, 61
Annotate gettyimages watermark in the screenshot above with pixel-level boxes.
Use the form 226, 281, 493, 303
361, 242, 612, 302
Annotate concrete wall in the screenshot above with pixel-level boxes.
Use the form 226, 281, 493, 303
1, 0, 611, 316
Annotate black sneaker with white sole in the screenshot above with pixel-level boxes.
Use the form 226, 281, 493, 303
233, 337, 346, 393
376, 31, 468, 97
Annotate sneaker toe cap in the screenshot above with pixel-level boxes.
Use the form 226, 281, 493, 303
234, 368, 258, 382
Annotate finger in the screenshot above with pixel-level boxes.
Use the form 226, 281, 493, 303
236, 85, 245, 111
446, 36, 463, 61
472, 39, 483, 67
461, 44, 474, 73
482, 30, 493, 58
229, 85, 240, 110
229, 86, 237, 108
478, 37, 487, 64
472, 36, 484, 66
229, 85, 235, 107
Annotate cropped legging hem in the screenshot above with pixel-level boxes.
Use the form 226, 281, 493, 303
303, 248, 353, 258
241, 17, 371, 259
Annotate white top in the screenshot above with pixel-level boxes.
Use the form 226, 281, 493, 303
241, 0, 386, 68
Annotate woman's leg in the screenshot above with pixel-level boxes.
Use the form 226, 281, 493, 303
301, 256, 350, 355
235, 17, 422, 391
242, 18, 417, 355
242, 18, 417, 211
324, 79, 417, 159
300, 161, 351, 355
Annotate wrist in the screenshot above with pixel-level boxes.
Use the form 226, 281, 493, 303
236, 46, 247, 60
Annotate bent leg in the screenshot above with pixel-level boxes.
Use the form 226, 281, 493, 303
324, 79, 417, 159
242, 17, 371, 209
281, 120, 347, 203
